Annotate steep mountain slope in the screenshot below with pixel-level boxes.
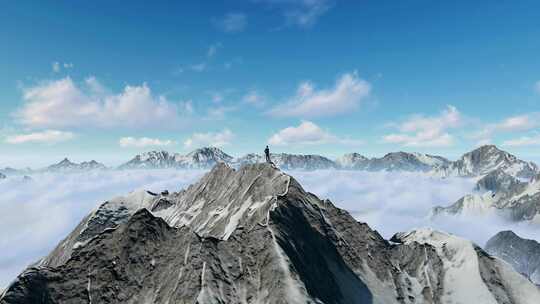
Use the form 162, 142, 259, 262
176, 147, 234, 169
118, 150, 179, 169
435, 145, 538, 179
432, 172, 540, 223
485, 231, 540, 285
2, 163, 539, 304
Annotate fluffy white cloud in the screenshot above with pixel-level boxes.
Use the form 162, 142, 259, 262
119, 137, 174, 148
269, 72, 371, 118
383, 105, 461, 147
502, 134, 540, 147
495, 114, 536, 132
184, 129, 234, 148
473, 113, 539, 144
15, 77, 191, 130
268, 120, 362, 146
214, 13, 247, 33
5, 130, 74, 144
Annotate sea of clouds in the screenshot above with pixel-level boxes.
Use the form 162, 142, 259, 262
1, 169, 540, 288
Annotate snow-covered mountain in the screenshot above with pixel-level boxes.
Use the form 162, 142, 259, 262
435, 145, 538, 179
336, 151, 450, 171
46, 158, 107, 172
176, 146, 234, 169
432, 171, 540, 222
485, 231, 540, 285
118, 150, 178, 169
335, 152, 369, 169
119, 147, 233, 169
3, 163, 539, 303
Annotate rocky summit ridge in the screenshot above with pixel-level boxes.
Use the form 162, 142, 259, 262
2, 163, 540, 304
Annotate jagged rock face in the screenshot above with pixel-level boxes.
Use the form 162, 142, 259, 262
47, 158, 107, 172
475, 169, 526, 193
119, 151, 178, 169
432, 172, 540, 222
437, 145, 538, 179
485, 231, 540, 285
177, 147, 234, 169
3, 164, 540, 304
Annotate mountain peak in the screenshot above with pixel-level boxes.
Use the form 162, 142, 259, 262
5, 162, 540, 303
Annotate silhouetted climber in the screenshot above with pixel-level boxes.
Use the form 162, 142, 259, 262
264, 145, 271, 163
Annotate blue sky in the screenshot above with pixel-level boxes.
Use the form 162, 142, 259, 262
1, 0, 540, 167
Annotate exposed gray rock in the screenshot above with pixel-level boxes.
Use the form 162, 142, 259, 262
475, 169, 526, 193
2, 163, 539, 303
485, 231, 540, 285
435, 145, 538, 179
432, 172, 540, 223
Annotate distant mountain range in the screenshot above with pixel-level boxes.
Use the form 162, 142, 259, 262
433, 167, 540, 224
1, 145, 538, 180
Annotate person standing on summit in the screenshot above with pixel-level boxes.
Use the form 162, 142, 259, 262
264, 145, 271, 163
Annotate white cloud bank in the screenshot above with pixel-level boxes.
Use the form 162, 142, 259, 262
119, 137, 175, 148
383, 105, 461, 147
5, 130, 74, 144
268, 121, 362, 146
184, 129, 234, 149
15, 77, 192, 130
291, 170, 540, 246
269, 72, 371, 118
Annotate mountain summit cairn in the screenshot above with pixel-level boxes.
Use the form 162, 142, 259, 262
2, 163, 540, 303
